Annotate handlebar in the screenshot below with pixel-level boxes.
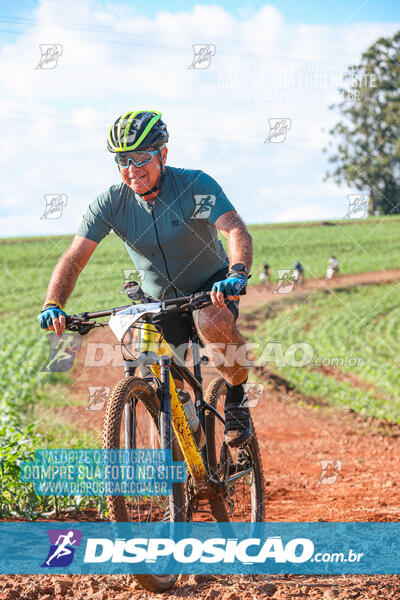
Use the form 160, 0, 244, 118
65, 286, 246, 335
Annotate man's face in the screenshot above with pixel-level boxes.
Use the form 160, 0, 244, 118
118, 146, 168, 195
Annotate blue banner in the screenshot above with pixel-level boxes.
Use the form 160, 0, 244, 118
0, 522, 399, 574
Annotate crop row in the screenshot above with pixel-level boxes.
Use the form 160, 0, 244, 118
252, 282, 400, 422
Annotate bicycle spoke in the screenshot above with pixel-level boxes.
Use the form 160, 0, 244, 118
119, 392, 167, 523
205, 378, 265, 522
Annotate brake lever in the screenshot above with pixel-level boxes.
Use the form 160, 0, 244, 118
66, 315, 96, 336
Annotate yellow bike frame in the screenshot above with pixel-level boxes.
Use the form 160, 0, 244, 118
138, 322, 209, 491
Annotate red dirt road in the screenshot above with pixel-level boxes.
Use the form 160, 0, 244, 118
2, 271, 400, 599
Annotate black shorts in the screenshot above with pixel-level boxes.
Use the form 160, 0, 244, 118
153, 266, 239, 362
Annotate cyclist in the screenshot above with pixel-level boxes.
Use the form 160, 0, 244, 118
38, 110, 254, 448
257, 262, 271, 286
326, 255, 339, 279
292, 259, 304, 285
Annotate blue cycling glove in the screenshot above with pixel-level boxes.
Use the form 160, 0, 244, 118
212, 273, 247, 297
38, 306, 67, 330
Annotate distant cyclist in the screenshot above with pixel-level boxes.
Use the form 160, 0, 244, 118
326, 256, 339, 280
37, 110, 253, 448
257, 262, 271, 286
292, 260, 304, 285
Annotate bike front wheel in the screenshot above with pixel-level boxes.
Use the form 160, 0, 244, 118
204, 377, 266, 522
102, 377, 186, 592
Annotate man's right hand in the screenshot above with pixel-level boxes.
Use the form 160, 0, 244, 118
38, 306, 67, 336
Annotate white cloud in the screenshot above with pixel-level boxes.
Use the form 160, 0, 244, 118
0, 1, 398, 236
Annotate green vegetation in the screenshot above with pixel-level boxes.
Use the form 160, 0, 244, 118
324, 30, 400, 215
0, 317, 49, 518
2, 213, 400, 319
249, 218, 400, 280
250, 282, 400, 422
0, 317, 102, 517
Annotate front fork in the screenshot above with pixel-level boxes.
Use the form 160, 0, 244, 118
123, 334, 220, 499
123, 355, 171, 452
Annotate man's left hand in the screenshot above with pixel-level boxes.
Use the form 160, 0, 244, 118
211, 273, 247, 308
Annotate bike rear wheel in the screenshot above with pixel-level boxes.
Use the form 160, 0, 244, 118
204, 377, 266, 522
102, 377, 186, 592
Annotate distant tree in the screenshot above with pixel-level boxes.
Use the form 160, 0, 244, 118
324, 31, 400, 216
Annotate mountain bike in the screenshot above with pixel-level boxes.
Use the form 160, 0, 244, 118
66, 282, 265, 592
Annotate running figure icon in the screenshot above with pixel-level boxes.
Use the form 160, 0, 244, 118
46, 531, 77, 566
42, 529, 82, 567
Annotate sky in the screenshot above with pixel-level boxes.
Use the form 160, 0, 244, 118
0, 0, 399, 236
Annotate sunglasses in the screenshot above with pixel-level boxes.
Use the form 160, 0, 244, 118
114, 149, 159, 169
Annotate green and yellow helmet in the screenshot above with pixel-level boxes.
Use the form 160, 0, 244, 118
107, 110, 169, 153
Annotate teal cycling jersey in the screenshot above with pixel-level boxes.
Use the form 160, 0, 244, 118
77, 166, 235, 300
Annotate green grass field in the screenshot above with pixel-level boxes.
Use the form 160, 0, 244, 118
250, 217, 400, 279
1, 216, 400, 515
2, 215, 400, 320
249, 281, 400, 422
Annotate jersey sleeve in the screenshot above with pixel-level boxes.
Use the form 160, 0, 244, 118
76, 190, 112, 243
191, 171, 235, 225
